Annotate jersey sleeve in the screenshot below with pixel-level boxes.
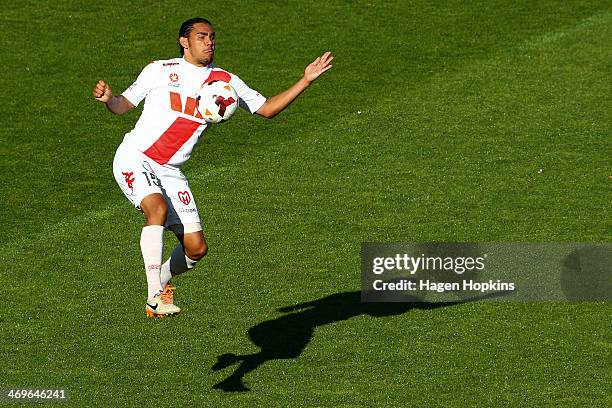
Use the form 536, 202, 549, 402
230, 75, 267, 114
121, 62, 158, 107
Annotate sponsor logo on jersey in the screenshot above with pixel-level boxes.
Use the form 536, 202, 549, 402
163, 62, 179, 66
178, 191, 191, 205
168, 72, 181, 88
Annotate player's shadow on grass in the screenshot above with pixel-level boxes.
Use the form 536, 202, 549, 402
212, 290, 506, 392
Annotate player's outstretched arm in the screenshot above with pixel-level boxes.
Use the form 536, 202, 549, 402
255, 51, 334, 119
92, 80, 135, 115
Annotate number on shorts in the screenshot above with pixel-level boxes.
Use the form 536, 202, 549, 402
142, 172, 161, 187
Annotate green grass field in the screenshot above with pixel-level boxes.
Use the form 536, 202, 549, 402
1, 0, 611, 406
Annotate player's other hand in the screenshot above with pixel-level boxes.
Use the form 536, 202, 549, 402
303, 51, 334, 83
93, 80, 113, 103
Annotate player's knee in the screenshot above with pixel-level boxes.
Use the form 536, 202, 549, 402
144, 204, 167, 225
141, 195, 168, 225
186, 240, 208, 261
146, 206, 167, 225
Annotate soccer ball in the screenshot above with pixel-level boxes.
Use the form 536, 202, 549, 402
196, 81, 239, 123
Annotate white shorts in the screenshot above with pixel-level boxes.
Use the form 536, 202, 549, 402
112, 143, 202, 233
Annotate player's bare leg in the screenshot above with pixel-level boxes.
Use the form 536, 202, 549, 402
139, 194, 180, 317
140, 193, 168, 226
160, 230, 208, 284
159, 230, 208, 307
180, 230, 208, 261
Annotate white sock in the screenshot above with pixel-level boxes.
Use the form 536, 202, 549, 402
160, 244, 199, 288
140, 225, 165, 299
160, 260, 173, 289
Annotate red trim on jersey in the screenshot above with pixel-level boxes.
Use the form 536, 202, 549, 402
143, 117, 201, 165
169, 92, 182, 112
204, 70, 231, 84
184, 96, 198, 116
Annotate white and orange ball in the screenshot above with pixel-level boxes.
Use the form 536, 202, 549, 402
196, 81, 239, 123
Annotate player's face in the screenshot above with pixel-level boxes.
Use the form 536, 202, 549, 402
183, 23, 216, 67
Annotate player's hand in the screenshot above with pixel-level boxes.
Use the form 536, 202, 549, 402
93, 80, 113, 103
303, 51, 334, 83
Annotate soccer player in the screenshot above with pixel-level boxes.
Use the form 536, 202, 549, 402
92, 17, 333, 317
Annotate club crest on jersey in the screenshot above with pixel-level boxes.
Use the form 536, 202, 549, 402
178, 191, 191, 205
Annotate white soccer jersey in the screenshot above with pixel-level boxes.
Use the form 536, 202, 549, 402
121, 57, 266, 167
